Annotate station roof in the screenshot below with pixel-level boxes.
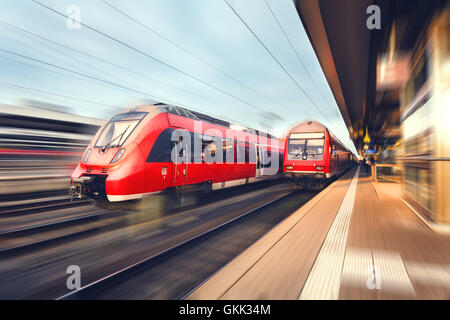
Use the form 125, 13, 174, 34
294, 0, 445, 153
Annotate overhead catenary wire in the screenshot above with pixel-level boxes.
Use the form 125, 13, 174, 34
0, 45, 263, 136
224, 0, 349, 141
4, 0, 352, 142
0, 49, 263, 135
101, 0, 296, 121
31, 0, 275, 116
0, 53, 119, 89
264, 0, 342, 120
0, 21, 257, 128
264, 0, 357, 153
0, 47, 187, 107
0, 20, 219, 105
0, 81, 121, 108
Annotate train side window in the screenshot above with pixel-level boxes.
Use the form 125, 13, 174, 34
262, 149, 272, 168
202, 135, 225, 162
209, 143, 217, 158
201, 135, 212, 162
245, 143, 250, 163
176, 136, 184, 157
223, 139, 234, 163
147, 128, 173, 162
235, 141, 246, 163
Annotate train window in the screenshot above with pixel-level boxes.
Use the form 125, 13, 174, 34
305, 139, 324, 155
288, 138, 324, 155
288, 138, 306, 155
111, 112, 147, 121
235, 142, 246, 163
263, 150, 272, 168
95, 120, 138, 148
223, 139, 234, 163
147, 128, 173, 162
209, 143, 217, 157
288, 133, 324, 160
96, 112, 147, 148
176, 136, 185, 158
244, 142, 251, 163
202, 137, 221, 163
236, 142, 253, 163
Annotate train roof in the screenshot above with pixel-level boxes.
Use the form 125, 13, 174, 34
288, 120, 349, 151
125, 103, 279, 140
289, 120, 327, 133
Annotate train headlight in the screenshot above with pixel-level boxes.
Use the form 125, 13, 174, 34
285, 165, 294, 170
111, 148, 125, 163
315, 166, 325, 171
83, 149, 92, 164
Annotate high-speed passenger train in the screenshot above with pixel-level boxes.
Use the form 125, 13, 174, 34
283, 120, 356, 188
70, 104, 284, 211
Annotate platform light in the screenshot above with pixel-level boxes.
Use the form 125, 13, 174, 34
364, 129, 371, 144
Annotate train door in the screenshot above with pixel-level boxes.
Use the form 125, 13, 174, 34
173, 133, 188, 186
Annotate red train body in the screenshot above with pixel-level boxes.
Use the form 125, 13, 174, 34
70, 104, 284, 204
283, 121, 356, 186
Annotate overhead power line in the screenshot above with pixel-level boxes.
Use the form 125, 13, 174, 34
264, 0, 356, 150
0, 25, 273, 134
0, 19, 217, 103
224, 0, 348, 139
0, 81, 120, 108
0, 47, 186, 107
32, 0, 274, 116
102, 0, 294, 120
264, 0, 341, 120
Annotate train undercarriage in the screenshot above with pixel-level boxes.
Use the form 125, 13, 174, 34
70, 175, 211, 217
284, 172, 330, 190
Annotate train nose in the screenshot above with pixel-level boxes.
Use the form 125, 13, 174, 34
87, 148, 118, 166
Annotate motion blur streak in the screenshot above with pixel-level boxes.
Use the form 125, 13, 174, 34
0, 103, 101, 197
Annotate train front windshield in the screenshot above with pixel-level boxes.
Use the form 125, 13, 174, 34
288, 132, 325, 159
95, 112, 147, 148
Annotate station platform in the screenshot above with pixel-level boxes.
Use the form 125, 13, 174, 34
188, 166, 450, 300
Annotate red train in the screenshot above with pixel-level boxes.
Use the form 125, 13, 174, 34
70, 104, 283, 211
283, 120, 356, 188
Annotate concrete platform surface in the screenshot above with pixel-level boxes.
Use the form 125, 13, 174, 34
187, 166, 450, 300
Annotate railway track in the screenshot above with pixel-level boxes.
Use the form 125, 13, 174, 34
0, 209, 131, 258
0, 196, 91, 216
58, 190, 306, 300
0, 181, 287, 260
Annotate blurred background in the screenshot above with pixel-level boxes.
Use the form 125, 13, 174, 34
0, 101, 101, 199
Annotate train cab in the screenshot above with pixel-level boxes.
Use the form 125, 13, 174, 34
283, 120, 355, 188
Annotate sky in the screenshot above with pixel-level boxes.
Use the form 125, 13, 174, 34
0, 0, 358, 155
